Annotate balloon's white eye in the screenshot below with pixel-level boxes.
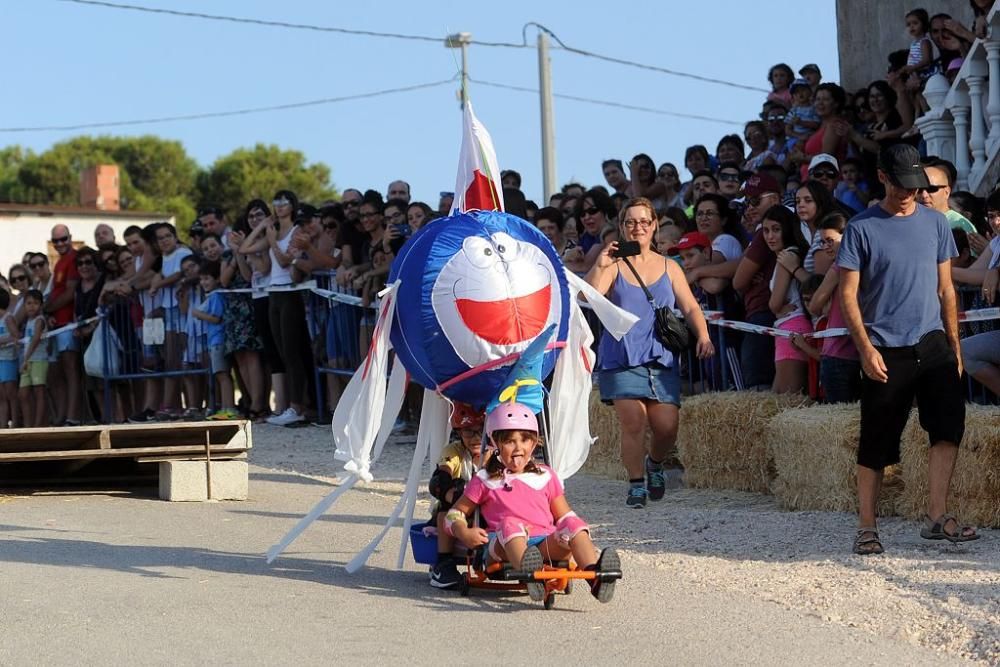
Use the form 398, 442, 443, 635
490, 232, 519, 262
462, 236, 498, 269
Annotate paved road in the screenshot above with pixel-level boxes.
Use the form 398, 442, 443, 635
0, 468, 965, 666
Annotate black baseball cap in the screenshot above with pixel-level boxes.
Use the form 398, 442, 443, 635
877, 144, 930, 189
799, 63, 821, 76
294, 203, 318, 222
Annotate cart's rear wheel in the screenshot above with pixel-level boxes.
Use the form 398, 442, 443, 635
458, 576, 470, 597
543, 593, 555, 610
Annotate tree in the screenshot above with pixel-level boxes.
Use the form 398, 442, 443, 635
198, 143, 337, 220
0, 137, 337, 239
0, 135, 200, 232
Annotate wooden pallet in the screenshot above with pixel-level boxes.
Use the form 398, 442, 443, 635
0, 421, 252, 464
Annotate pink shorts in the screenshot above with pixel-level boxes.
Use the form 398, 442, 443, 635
774, 314, 814, 363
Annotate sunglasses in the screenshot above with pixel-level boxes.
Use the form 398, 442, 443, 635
272, 198, 291, 207
76, 259, 95, 267
746, 194, 776, 207
52, 235, 70, 244
810, 169, 838, 179
342, 200, 360, 208
359, 211, 380, 219
29, 261, 47, 269
11, 275, 28, 282
719, 172, 742, 183
581, 206, 601, 217
919, 185, 945, 194
767, 114, 786, 121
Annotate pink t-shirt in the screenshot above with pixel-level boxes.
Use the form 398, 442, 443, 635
463, 464, 564, 537
822, 266, 859, 361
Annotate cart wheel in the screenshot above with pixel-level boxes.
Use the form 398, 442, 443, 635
563, 578, 573, 595
543, 593, 555, 610
458, 577, 470, 597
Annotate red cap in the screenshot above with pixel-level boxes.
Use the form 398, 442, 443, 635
451, 402, 484, 429
668, 231, 713, 256
743, 173, 781, 198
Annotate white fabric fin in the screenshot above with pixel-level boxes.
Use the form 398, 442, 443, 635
265, 475, 359, 563
371, 361, 409, 464
331, 281, 400, 481
565, 269, 638, 340
548, 298, 597, 480
346, 428, 428, 573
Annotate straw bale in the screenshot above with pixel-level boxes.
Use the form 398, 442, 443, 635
898, 403, 1000, 528
581, 388, 651, 481
676, 391, 810, 493
768, 403, 902, 515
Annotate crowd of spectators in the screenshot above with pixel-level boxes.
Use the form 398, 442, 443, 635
0, 3, 997, 428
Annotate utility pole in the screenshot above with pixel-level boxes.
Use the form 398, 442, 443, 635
537, 31, 557, 203
444, 32, 472, 109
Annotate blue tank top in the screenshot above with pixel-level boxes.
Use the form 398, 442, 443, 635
0, 314, 15, 361
598, 265, 676, 370
24, 317, 49, 362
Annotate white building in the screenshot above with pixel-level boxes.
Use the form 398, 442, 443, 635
0, 203, 173, 277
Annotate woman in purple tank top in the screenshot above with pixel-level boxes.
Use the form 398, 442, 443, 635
585, 197, 715, 508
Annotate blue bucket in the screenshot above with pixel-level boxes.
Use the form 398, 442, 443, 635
409, 521, 438, 565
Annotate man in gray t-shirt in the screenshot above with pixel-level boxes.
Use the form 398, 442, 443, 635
837, 144, 978, 555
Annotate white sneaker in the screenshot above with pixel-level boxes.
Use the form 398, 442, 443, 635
267, 407, 304, 426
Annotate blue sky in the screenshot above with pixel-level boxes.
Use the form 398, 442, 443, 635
5, 0, 838, 207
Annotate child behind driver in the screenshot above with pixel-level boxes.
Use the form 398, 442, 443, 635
427, 402, 485, 589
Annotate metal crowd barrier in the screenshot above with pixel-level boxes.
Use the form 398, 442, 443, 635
97, 284, 213, 423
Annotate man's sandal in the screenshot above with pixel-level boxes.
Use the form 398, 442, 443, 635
920, 513, 980, 543
853, 528, 884, 555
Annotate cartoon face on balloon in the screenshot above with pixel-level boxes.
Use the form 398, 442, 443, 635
389, 210, 569, 409
431, 231, 562, 368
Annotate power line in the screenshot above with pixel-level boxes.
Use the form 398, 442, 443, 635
471, 78, 743, 126
524, 22, 769, 94
0, 78, 457, 132
57, 0, 528, 48
59, 1, 776, 92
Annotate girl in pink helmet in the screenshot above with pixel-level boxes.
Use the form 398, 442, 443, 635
444, 401, 620, 603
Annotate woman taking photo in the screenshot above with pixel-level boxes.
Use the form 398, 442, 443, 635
585, 197, 714, 509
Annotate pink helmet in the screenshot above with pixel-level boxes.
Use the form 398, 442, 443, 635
485, 402, 538, 438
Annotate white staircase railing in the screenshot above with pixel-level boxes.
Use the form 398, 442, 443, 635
919, 3, 1000, 196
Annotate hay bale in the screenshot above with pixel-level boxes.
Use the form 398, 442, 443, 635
898, 403, 1000, 528
676, 391, 810, 493
581, 388, 651, 481
769, 403, 902, 515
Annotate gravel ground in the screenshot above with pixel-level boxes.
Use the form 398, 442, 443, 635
251, 423, 1000, 664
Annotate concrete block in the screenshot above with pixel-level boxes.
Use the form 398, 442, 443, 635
159, 460, 249, 501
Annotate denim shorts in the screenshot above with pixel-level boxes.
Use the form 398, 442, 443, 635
209, 345, 230, 375
598, 362, 681, 406
0, 359, 17, 383
53, 329, 79, 354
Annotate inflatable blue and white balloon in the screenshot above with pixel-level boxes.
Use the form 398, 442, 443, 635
388, 210, 570, 410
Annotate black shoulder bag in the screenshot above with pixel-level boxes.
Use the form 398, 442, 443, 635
620, 257, 691, 353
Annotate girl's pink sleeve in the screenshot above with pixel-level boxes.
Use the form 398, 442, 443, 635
545, 467, 565, 500
464, 475, 485, 504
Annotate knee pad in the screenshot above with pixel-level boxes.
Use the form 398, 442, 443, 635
497, 517, 529, 545
555, 512, 590, 546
